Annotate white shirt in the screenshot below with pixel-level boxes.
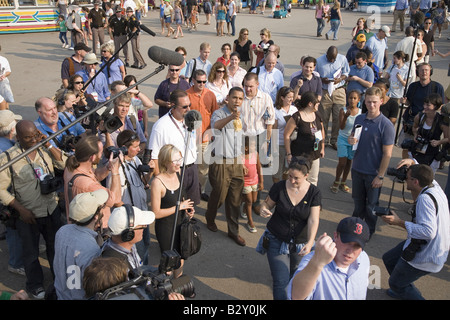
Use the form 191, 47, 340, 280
206, 79, 232, 104
251, 65, 284, 103
148, 111, 197, 165
275, 105, 298, 146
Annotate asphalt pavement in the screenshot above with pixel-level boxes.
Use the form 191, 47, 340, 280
0, 6, 449, 301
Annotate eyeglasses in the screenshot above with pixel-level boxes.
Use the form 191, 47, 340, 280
172, 157, 184, 165
243, 33, 248, 35
101, 50, 108, 53
216, 69, 225, 73
177, 104, 191, 109
74, 81, 84, 84
260, 33, 265, 36
195, 80, 207, 84
170, 68, 180, 72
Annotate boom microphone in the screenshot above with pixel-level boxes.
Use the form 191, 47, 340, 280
184, 109, 202, 131
148, 46, 184, 66
139, 24, 156, 37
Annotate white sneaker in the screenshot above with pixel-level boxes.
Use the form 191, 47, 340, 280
247, 224, 257, 233
61, 44, 66, 48
30, 287, 45, 300
8, 265, 25, 276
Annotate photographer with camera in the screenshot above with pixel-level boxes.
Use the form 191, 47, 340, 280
53, 190, 108, 300
63, 135, 122, 228
82, 256, 185, 300
402, 93, 448, 172
381, 160, 449, 300
399, 63, 444, 159
0, 120, 66, 299
106, 130, 154, 264
34, 97, 85, 153
99, 93, 147, 154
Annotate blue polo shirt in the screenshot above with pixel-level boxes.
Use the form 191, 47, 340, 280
287, 250, 370, 300
351, 113, 395, 176
346, 64, 374, 94
315, 53, 350, 90
35, 112, 86, 148
76, 68, 111, 102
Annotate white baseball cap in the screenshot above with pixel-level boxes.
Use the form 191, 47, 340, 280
108, 205, 155, 235
381, 25, 391, 37
69, 189, 109, 223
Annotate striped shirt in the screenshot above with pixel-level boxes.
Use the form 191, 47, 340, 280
241, 90, 275, 137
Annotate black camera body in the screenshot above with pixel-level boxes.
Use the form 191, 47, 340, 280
387, 165, 408, 181
59, 134, 82, 153
104, 146, 128, 159
401, 136, 429, 153
40, 174, 64, 195
372, 206, 392, 216
97, 265, 195, 300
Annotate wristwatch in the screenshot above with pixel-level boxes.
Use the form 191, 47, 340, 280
378, 176, 384, 180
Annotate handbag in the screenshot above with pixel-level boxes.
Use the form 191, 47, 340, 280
179, 217, 202, 260
0, 78, 14, 103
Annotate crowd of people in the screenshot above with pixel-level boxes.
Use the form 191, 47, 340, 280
0, 0, 449, 301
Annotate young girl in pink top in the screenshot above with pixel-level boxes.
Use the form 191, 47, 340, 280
242, 136, 263, 233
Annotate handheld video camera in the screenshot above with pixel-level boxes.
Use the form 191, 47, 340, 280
95, 265, 195, 300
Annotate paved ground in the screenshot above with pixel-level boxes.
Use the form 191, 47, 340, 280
0, 6, 449, 301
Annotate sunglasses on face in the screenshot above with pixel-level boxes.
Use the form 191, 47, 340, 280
216, 69, 225, 73
74, 81, 84, 84
195, 80, 207, 84
170, 68, 180, 72
178, 104, 191, 109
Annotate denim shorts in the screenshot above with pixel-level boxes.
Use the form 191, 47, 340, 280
337, 135, 355, 160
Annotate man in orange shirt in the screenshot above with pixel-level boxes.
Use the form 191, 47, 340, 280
186, 69, 219, 201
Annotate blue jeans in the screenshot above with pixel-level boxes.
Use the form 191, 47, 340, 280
316, 18, 325, 36
327, 19, 341, 40
230, 15, 236, 36
382, 240, 429, 299
6, 226, 24, 269
59, 31, 68, 45
265, 231, 303, 300
351, 169, 381, 235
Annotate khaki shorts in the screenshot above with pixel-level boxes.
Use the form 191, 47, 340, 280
242, 184, 258, 195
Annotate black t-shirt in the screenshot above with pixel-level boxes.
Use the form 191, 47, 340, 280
266, 180, 321, 244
